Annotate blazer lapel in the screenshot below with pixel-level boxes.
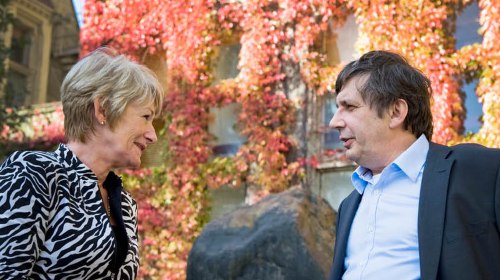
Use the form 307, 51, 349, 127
418, 143, 453, 280
330, 191, 361, 280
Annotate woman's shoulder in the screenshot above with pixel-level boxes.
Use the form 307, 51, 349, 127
0, 149, 64, 184
3, 149, 60, 166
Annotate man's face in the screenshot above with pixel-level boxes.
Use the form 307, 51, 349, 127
329, 75, 393, 174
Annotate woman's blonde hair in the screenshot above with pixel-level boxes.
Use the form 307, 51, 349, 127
61, 47, 164, 142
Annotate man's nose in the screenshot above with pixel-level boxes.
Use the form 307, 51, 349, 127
329, 110, 344, 130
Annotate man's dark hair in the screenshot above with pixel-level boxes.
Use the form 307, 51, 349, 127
335, 50, 433, 139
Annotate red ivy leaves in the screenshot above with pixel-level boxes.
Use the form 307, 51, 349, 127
79, 0, 500, 279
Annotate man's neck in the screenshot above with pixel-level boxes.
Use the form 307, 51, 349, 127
368, 132, 419, 175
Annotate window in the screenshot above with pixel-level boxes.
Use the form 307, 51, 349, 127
209, 103, 245, 156
5, 23, 33, 107
210, 42, 246, 157
213, 43, 241, 83
209, 185, 246, 220
333, 15, 359, 63
322, 15, 359, 161
5, 70, 29, 107
1, 0, 53, 107
10, 23, 32, 66
323, 96, 342, 150
455, 2, 482, 133
317, 168, 356, 211
313, 16, 360, 210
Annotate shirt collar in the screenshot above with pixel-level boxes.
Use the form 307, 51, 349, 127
55, 143, 98, 182
352, 166, 371, 194
392, 134, 429, 182
351, 134, 429, 194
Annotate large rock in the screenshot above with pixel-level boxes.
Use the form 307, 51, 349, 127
187, 186, 336, 280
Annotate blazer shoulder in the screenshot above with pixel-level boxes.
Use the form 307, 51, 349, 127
450, 143, 500, 162
430, 142, 499, 158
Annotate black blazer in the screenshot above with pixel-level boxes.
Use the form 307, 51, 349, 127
328, 142, 500, 280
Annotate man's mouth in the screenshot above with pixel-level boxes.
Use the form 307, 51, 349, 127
340, 137, 354, 149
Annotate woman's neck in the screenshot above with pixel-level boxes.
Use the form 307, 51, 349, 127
66, 140, 110, 184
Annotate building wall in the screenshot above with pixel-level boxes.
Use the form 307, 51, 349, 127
2, 0, 79, 107
47, 0, 80, 102
205, 16, 360, 220
3, 0, 53, 106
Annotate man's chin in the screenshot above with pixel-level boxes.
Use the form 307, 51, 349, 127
344, 149, 358, 162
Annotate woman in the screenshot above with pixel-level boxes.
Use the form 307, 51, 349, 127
0, 48, 164, 279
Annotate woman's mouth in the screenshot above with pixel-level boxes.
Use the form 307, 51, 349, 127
135, 142, 146, 152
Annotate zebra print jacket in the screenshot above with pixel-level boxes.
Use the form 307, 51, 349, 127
0, 144, 139, 279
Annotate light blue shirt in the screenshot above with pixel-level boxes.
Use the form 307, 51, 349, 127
343, 135, 429, 280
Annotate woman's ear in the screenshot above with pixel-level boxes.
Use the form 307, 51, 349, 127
93, 98, 106, 124
389, 99, 408, 129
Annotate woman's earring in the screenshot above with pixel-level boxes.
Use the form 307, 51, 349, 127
100, 120, 105, 125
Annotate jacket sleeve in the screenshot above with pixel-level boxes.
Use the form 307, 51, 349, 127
328, 199, 344, 280
0, 152, 52, 279
496, 163, 500, 233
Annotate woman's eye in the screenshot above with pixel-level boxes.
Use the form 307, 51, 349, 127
143, 115, 151, 120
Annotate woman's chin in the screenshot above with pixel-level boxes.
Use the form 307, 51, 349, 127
119, 158, 142, 170
129, 161, 142, 169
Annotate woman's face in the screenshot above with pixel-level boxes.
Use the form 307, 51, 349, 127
101, 101, 158, 169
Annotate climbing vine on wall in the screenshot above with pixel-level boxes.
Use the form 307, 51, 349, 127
452, 0, 500, 146
76, 0, 500, 278
348, 0, 499, 146
0, 1, 494, 277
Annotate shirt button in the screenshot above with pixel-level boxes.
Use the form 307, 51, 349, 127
368, 226, 374, 232
374, 190, 380, 195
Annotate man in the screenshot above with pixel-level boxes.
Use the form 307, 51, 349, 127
328, 50, 500, 280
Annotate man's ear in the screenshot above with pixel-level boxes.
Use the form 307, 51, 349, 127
93, 98, 106, 124
389, 99, 408, 129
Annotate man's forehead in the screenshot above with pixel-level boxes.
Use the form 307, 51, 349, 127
335, 75, 368, 102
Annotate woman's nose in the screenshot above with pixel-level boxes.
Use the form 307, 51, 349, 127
145, 124, 158, 144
